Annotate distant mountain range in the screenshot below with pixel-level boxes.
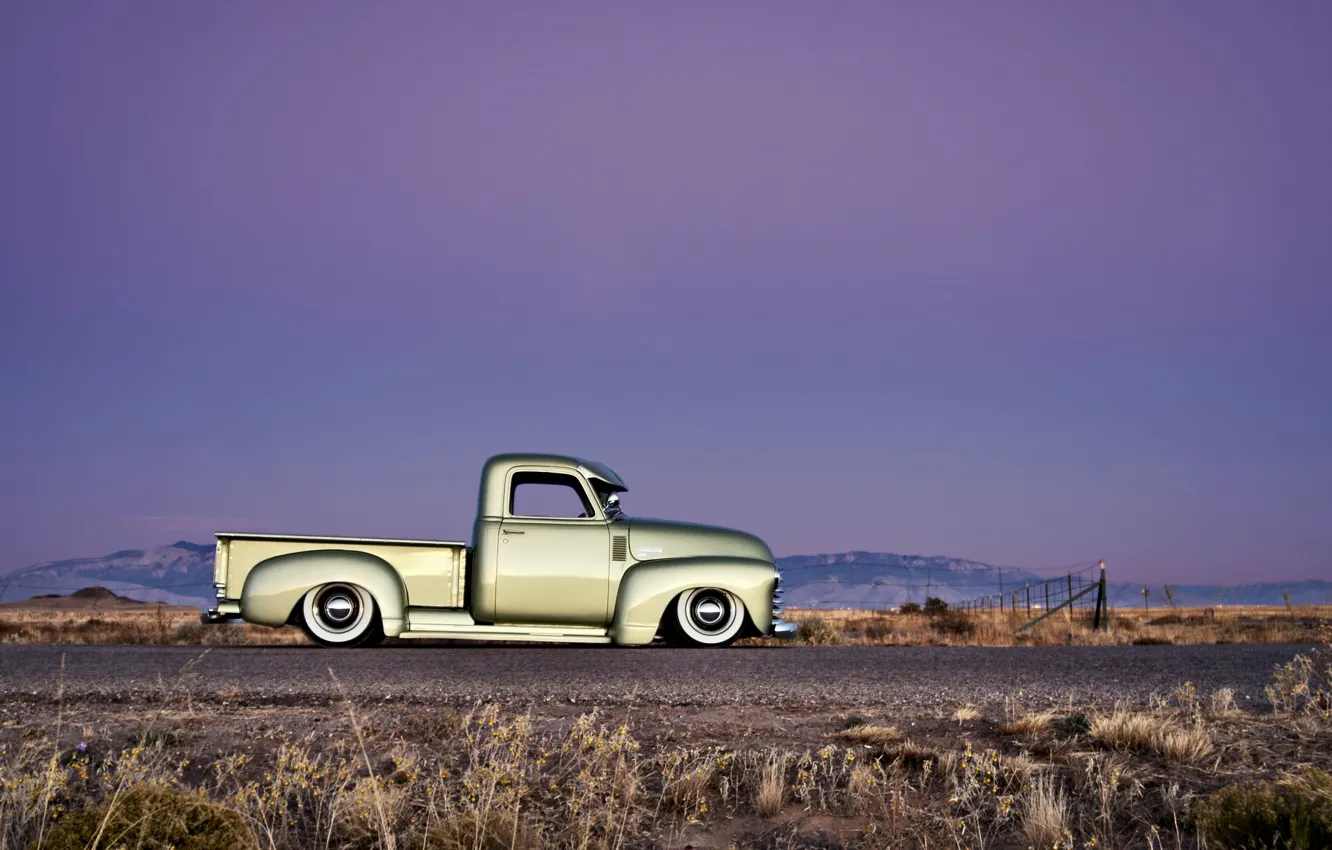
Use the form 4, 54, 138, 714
1, 541, 215, 606
2, 542, 1328, 610
776, 551, 1332, 609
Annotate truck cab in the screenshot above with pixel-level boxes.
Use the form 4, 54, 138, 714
206, 453, 797, 647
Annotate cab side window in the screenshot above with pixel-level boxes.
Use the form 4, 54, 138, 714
510, 472, 596, 519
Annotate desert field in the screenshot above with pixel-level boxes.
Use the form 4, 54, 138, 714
0, 591, 309, 646
1, 638, 1329, 849
772, 604, 1332, 648
2, 593, 1327, 648
2, 593, 1329, 846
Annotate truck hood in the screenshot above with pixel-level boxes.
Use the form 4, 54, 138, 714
627, 518, 774, 564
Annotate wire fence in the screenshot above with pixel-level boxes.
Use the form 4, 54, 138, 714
778, 557, 1111, 632
776, 558, 1103, 610
953, 563, 1103, 617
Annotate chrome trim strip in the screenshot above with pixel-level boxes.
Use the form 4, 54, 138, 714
215, 531, 467, 548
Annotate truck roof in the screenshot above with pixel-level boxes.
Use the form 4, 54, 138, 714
482, 453, 627, 491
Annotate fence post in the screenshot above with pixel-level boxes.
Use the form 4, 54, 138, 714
1097, 562, 1108, 628
1044, 581, 1049, 613
1026, 584, 1031, 615
1097, 559, 1108, 631
1065, 571, 1074, 622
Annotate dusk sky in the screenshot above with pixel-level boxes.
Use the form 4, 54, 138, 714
2, 2, 1329, 584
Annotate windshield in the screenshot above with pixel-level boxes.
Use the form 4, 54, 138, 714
592, 481, 627, 519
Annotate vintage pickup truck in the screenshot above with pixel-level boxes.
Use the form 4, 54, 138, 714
204, 453, 796, 647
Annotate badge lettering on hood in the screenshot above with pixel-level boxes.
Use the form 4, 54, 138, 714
636, 547, 663, 555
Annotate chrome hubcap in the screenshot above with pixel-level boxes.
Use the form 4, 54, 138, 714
324, 595, 354, 623
695, 599, 724, 625
689, 592, 731, 633
316, 586, 361, 632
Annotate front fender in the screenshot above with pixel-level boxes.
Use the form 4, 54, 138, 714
241, 549, 407, 636
610, 557, 775, 645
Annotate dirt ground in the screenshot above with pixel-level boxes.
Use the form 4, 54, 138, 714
3, 656, 1331, 849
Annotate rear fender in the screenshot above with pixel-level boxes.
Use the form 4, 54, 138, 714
241, 549, 406, 636
610, 557, 775, 645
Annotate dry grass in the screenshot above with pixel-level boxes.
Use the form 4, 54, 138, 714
744, 604, 1332, 647
880, 739, 939, 769
1209, 686, 1238, 717
826, 724, 901, 745
0, 622, 1328, 848
1000, 710, 1058, 736
0, 607, 308, 645
5, 601, 1325, 648
1022, 775, 1070, 849
952, 704, 981, 724
1090, 707, 1160, 752
755, 752, 786, 818
1, 679, 1328, 850
1090, 705, 1215, 763
1157, 725, 1216, 762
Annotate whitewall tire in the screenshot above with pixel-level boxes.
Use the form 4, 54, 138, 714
670, 588, 745, 647
299, 583, 384, 648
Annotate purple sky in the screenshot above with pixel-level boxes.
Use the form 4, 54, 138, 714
2, 2, 1330, 584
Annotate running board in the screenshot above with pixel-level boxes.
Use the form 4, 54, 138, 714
397, 623, 612, 644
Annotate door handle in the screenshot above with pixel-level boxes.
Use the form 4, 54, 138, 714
502, 529, 525, 535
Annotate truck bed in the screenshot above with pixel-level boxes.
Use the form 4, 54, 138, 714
214, 532, 469, 610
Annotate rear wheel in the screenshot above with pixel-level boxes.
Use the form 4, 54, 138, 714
667, 588, 746, 647
299, 583, 384, 647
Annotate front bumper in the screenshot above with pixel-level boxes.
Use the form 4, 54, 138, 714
769, 570, 796, 639
770, 619, 798, 640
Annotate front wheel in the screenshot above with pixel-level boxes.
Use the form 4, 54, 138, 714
299, 583, 384, 648
667, 588, 746, 647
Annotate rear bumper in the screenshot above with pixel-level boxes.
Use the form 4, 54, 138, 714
201, 604, 244, 625
770, 618, 798, 640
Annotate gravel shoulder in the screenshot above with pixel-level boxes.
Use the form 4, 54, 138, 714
0, 643, 1303, 710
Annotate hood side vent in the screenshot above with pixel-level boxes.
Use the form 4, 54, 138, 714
612, 535, 628, 562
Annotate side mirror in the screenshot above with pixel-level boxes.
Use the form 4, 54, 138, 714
605, 493, 622, 519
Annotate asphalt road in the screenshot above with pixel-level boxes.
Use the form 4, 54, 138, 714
0, 643, 1306, 710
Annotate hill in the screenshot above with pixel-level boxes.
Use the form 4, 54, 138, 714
1, 542, 214, 606
0, 585, 195, 611
3, 542, 1328, 610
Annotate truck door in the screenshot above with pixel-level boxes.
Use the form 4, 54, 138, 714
496, 470, 611, 626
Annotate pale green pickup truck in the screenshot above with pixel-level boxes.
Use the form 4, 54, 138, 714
204, 453, 796, 647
